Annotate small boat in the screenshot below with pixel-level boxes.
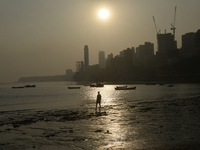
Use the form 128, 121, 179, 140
68, 86, 81, 89
114, 86, 127, 90
116, 86, 127, 88
25, 85, 36, 88
12, 86, 24, 89
115, 86, 136, 90
89, 84, 96, 87
90, 82, 104, 87
168, 84, 174, 87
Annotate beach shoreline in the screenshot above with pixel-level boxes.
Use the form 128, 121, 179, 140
1, 96, 200, 149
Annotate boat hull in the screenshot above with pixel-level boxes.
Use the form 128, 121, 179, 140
12, 86, 24, 89
90, 84, 104, 87
25, 85, 36, 88
115, 86, 136, 90
68, 87, 81, 89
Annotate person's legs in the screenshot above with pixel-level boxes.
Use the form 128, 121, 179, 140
99, 102, 101, 112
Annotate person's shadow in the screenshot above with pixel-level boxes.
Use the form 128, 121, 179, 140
95, 108, 107, 116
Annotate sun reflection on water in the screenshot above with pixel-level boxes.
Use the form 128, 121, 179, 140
83, 85, 137, 148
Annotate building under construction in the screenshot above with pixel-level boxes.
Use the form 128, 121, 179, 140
156, 32, 177, 57
153, 6, 179, 58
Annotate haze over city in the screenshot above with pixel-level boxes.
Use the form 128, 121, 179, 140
1, 0, 200, 83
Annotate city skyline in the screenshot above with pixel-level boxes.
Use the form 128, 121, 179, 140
0, 0, 200, 83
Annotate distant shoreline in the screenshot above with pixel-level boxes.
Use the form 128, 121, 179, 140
13, 73, 200, 84
18, 74, 74, 83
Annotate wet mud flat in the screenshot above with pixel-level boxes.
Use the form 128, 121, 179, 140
0, 97, 200, 150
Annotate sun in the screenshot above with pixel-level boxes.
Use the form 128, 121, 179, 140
99, 9, 109, 19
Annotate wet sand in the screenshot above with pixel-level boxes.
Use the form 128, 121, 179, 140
0, 97, 200, 150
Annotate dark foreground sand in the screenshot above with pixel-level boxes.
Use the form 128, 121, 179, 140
0, 97, 200, 150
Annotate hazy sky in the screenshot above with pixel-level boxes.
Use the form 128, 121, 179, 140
0, 0, 200, 83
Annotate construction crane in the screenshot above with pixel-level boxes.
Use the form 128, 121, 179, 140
152, 16, 160, 52
171, 6, 177, 39
152, 16, 158, 34
152, 16, 160, 35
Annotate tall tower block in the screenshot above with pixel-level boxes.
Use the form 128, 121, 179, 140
84, 45, 89, 71
99, 51, 105, 69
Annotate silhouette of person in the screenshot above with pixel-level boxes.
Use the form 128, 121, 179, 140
96, 91, 101, 110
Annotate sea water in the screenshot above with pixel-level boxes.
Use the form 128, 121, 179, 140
0, 82, 200, 111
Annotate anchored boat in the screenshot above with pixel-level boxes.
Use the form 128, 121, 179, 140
115, 86, 136, 90
68, 87, 81, 89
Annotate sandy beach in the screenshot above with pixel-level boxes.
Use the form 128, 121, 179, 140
1, 96, 200, 150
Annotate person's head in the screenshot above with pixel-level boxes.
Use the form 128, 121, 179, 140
98, 91, 100, 94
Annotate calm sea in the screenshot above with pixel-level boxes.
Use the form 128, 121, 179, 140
0, 82, 200, 111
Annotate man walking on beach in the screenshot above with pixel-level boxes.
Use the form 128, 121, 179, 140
96, 91, 101, 111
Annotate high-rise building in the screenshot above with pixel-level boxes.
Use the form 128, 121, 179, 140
181, 32, 196, 55
106, 53, 113, 61
136, 42, 154, 58
66, 69, 73, 75
135, 42, 154, 67
157, 33, 177, 57
120, 47, 135, 65
76, 61, 84, 73
99, 51, 105, 69
196, 29, 200, 51
106, 53, 113, 68
84, 45, 89, 71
